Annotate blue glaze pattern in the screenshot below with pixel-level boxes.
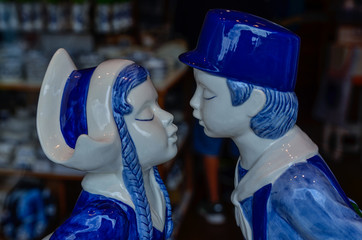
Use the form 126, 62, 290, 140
112, 63, 173, 240
307, 155, 355, 211
179, 9, 300, 92
39, 49, 174, 240
50, 191, 166, 240
238, 155, 362, 239
252, 184, 271, 240
179, 8, 361, 240
226, 79, 298, 139
153, 166, 173, 238
112, 64, 153, 239
60, 67, 95, 148
237, 165, 248, 182
251, 88, 298, 139
226, 78, 253, 106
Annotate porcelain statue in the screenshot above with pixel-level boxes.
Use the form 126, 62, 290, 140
179, 9, 362, 240
37, 48, 177, 239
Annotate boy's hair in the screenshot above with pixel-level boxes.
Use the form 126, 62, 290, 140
227, 79, 298, 139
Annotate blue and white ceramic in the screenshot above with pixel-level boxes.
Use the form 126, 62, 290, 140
180, 9, 362, 240
37, 48, 177, 240
179, 9, 300, 92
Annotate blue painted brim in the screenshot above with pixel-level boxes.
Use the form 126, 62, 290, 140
179, 50, 221, 75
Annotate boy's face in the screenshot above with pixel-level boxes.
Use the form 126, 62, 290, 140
190, 69, 253, 138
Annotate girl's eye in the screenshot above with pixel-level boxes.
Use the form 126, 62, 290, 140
135, 108, 154, 121
203, 89, 216, 100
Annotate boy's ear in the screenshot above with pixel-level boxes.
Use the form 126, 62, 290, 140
247, 89, 266, 117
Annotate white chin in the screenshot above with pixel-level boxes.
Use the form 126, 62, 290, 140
158, 147, 177, 165
168, 145, 178, 159
204, 128, 224, 138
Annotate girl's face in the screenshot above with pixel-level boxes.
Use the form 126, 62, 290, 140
124, 78, 178, 170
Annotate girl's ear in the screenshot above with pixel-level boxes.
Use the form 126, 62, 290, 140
246, 88, 266, 117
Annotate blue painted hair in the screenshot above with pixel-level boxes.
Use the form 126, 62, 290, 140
112, 63, 173, 239
226, 79, 298, 139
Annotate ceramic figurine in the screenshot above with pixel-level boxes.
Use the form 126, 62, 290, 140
179, 9, 362, 240
37, 48, 177, 240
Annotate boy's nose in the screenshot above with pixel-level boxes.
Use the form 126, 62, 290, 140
190, 87, 201, 110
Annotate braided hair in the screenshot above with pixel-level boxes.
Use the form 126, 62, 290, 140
112, 63, 173, 239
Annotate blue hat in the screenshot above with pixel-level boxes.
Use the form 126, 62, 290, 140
179, 9, 300, 92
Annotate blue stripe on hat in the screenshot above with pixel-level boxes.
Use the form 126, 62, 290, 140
60, 67, 96, 149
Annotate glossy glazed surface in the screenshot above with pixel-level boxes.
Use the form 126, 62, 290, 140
237, 155, 362, 240
37, 49, 76, 163
190, 69, 266, 138
179, 9, 300, 92
125, 78, 178, 170
86, 59, 133, 143
180, 9, 362, 240
49, 191, 167, 240
37, 49, 177, 239
37, 49, 128, 172
60, 67, 95, 148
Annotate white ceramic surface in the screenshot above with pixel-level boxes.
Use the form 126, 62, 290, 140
37, 48, 178, 239
37, 49, 131, 173
37, 48, 76, 163
188, 68, 362, 240
181, 9, 362, 239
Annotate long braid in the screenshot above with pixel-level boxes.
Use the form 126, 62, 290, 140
153, 166, 173, 239
112, 64, 153, 239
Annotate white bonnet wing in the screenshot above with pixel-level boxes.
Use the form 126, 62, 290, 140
37, 48, 133, 172
37, 48, 76, 163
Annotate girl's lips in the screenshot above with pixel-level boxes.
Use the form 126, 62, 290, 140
169, 134, 178, 144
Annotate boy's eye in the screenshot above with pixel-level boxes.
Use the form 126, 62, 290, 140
203, 89, 216, 100
136, 108, 154, 121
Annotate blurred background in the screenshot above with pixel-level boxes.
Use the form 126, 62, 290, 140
0, 0, 361, 239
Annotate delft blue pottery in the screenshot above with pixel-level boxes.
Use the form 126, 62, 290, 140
49, 191, 165, 240
60, 67, 95, 149
37, 49, 178, 240
179, 9, 300, 92
238, 155, 362, 240
181, 9, 362, 240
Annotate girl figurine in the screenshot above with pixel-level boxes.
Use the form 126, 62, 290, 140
37, 48, 178, 240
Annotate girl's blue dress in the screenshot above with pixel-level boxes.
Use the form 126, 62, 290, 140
50, 191, 167, 240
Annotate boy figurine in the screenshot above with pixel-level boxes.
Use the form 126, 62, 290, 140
179, 9, 362, 239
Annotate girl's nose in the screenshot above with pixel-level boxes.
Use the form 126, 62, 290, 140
156, 107, 174, 126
